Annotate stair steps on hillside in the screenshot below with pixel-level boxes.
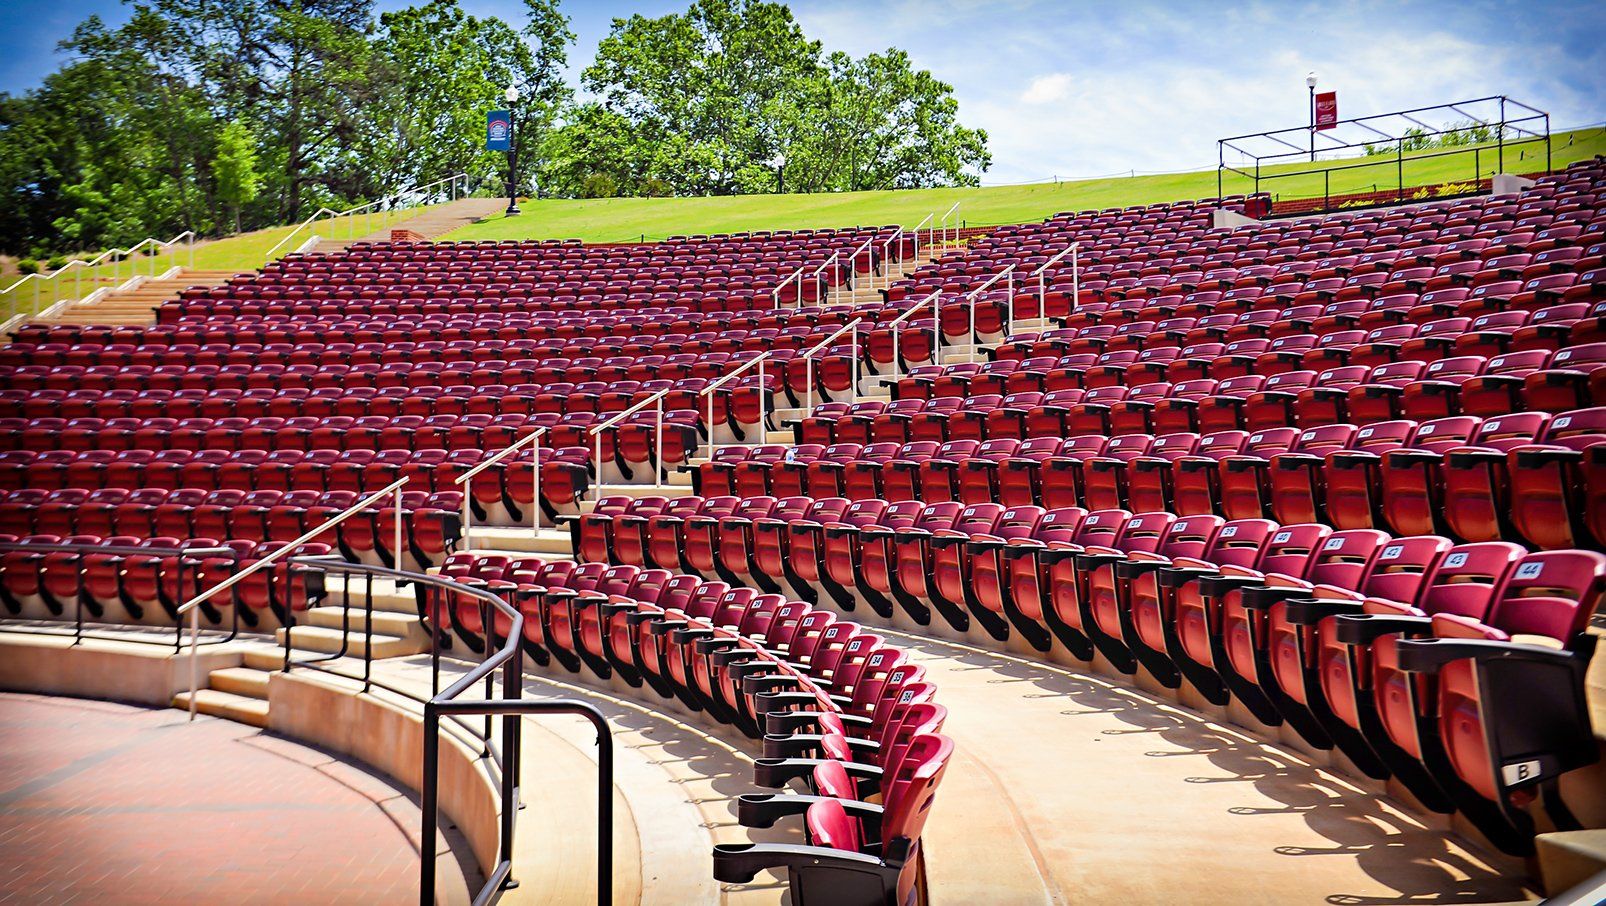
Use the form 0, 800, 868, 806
45, 269, 239, 327
315, 198, 508, 252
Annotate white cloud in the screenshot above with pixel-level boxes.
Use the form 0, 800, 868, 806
1020, 73, 1073, 106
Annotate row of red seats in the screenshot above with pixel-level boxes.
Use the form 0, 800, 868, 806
0, 307, 896, 366
691, 406, 1606, 547
0, 535, 329, 626
812, 353, 1599, 451
569, 492, 1606, 854
428, 553, 951, 903
0, 486, 458, 569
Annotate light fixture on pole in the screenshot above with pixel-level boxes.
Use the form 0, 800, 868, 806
1305, 72, 1318, 162
504, 85, 521, 216
769, 151, 786, 195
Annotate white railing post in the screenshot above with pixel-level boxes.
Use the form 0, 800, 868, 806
531, 440, 542, 532
594, 429, 605, 501
393, 483, 404, 571
1072, 245, 1081, 311
188, 604, 200, 720
706, 386, 717, 461
654, 395, 664, 485
757, 358, 767, 443
850, 321, 860, 401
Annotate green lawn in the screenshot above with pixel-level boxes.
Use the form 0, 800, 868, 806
444, 128, 1605, 243
1, 206, 435, 322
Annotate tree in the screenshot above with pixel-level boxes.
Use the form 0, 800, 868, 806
213, 121, 262, 232
367, 0, 572, 193
567, 0, 989, 198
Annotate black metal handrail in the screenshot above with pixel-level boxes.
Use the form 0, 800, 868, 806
283, 556, 612, 906
0, 539, 243, 650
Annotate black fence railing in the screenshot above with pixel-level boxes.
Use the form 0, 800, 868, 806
0, 539, 245, 650
282, 557, 613, 906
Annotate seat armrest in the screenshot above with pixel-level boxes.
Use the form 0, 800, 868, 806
1280, 596, 1366, 625
1331, 613, 1431, 645
1395, 637, 1584, 674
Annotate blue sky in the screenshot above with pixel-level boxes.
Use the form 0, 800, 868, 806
1, 0, 1602, 183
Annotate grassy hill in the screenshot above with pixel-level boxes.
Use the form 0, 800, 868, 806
445, 128, 1605, 243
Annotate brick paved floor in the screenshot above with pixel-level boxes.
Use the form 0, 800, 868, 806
0, 692, 431, 904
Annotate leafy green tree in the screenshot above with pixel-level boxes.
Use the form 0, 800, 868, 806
213, 120, 262, 232
568, 0, 988, 198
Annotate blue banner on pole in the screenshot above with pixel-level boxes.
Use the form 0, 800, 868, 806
487, 110, 512, 151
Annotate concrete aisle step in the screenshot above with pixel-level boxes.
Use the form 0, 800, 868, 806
172, 688, 270, 727
463, 526, 573, 555
275, 624, 428, 659
207, 666, 271, 699
303, 605, 421, 637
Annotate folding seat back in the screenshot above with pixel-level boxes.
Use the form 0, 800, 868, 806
1348, 535, 1453, 604
1413, 542, 1528, 619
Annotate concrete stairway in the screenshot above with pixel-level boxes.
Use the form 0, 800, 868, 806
174, 578, 434, 726
315, 197, 508, 252
45, 269, 238, 326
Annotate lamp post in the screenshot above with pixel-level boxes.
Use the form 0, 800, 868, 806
504, 85, 521, 216
1306, 72, 1318, 162
770, 152, 786, 194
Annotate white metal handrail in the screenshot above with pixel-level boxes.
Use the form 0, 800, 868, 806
587, 381, 687, 497
455, 426, 549, 534
1029, 243, 1081, 324
698, 350, 775, 460
3, 230, 197, 315
878, 227, 905, 287
911, 213, 935, 263
811, 251, 841, 307
263, 172, 469, 260
796, 317, 864, 413
773, 264, 807, 308
886, 289, 943, 384
843, 235, 876, 302
963, 264, 1016, 362
178, 475, 410, 719
938, 201, 962, 248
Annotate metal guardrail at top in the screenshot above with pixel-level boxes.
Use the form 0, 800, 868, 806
1029, 243, 1081, 324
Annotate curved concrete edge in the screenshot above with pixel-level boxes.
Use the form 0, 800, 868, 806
267, 670, 498, 902
0, 632, 244, 706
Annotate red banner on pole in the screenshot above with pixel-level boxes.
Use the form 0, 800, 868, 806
1314, 91, 1338, 130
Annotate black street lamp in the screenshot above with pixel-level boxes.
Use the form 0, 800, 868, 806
770, 152, 786, 194
504, 85, 521, 216
1306, 72, 1318, 162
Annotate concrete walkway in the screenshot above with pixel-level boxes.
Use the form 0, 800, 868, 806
884, 630, 1535, 905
